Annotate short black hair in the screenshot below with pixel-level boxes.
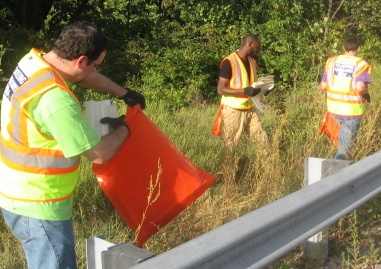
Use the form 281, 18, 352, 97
243, 34, 260, 44
52, 21, 108, 62
343, 36, 362, 52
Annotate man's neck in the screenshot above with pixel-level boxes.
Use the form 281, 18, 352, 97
42, 51, 73, 82
237, 49, 248, 61
344, 51, 358, 57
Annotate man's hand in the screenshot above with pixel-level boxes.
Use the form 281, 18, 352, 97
363, 93, 371, 103
243, 87, 261, 97
120, 88, 146, 109
100, 115, 130, 136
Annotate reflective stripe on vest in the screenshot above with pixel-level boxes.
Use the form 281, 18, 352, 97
221, 52, 257, 110
0, 50, 80, 202
0, 136, 79, 174
325, 55, 369, 116
2, 68, 80, 174
326, 92, 363, 102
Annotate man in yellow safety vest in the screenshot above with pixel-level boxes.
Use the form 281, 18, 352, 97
0, 21, 145, 269
320, 36, 372, 160
216, 34, 269, 154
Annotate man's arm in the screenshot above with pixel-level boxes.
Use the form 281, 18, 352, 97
217, 76, 245, 96
79, 71, 146, 109
82, 125, 129, 164
320, 69, 328, 91
78, 72, 127, 97
217, 58, 261, 97
320, 81, 327, 91
217, 59, 245, 96
355, 81, 369, 95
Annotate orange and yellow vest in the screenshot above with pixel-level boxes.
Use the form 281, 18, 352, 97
0, 48, 80, 220
325, 55, 371, 117
220, 52, 257, 110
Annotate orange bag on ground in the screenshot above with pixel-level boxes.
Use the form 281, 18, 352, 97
92, 105, 217, 246
212, 104, 223, 136
318, 111, 339, 148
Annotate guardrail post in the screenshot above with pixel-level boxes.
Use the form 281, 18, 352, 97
86, 235, 155, 269
304, 157, 353, 262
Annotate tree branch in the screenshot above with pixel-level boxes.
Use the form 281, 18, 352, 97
331, 0, 346, 21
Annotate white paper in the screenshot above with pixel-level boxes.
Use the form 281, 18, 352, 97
250, 76, 275, 113
251, 95, 264, 112
252, 76, 275, 92
84, 99, 118, 136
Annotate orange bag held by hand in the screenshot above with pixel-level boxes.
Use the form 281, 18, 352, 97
92, 105, 217, 246
212, 104, 223, 136
318, 111, 339, 148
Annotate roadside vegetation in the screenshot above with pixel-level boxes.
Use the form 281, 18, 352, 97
1, 1, 381, 268
1, 65, 381, 268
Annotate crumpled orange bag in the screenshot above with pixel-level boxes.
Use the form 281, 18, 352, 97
212, 104, 223, 136
318, 111, 339, 148
92, 105, 217, 246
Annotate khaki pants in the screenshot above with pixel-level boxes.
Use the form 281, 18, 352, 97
222, 105, 268, 152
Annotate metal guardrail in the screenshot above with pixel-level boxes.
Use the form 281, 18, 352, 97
126, 152, 381, 269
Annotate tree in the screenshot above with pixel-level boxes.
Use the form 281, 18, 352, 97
0, 0, 54, 30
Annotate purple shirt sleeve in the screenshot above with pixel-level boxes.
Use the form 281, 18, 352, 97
321, 71, 327, 83
356, 70, 371, 84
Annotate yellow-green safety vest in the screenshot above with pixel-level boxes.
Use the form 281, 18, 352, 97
325, 55, 371, 117
0, 48, 80, 219
220, 52, 257, 110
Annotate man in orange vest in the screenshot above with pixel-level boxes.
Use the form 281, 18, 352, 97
217, 34, 269, 154
0, 21, 145, 269
320, 36, 372, 160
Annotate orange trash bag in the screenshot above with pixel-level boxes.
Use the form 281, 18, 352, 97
212, 104, 223, 136
92, 105, 217, 246
318, 111, 339, 148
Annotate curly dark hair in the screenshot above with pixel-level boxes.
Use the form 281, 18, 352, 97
52, 21, 108, 63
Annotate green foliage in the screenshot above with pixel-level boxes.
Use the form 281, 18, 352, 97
340, 211, 381, 268
0, 43, 11, 106
1, 2, 381, 268
1, 0, 381, 109
0, 27, 44, 80
0, 44, 9, 82
137, 29, 221, 108
0, 0, 54, 31
2, 65, 381, 267
71, 84, 115, 104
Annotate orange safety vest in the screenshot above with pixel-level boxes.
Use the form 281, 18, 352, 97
220, 52, 257, 110
325, 55, 371, 117
0, 49, 80, 207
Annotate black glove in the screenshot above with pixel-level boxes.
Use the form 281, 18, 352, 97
243, 87, 261, 97
100, 115, 130, 136
120, 88, 146, 109
363, 93, 371, 103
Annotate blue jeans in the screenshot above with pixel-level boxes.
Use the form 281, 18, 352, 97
1, 208, 77, 269
334, 117, 361, 160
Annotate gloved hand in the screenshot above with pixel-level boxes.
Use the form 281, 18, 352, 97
100, 115, 130, 136
243, 87, 261, 97
363, 93, 371, 103
119, 88, 146, 109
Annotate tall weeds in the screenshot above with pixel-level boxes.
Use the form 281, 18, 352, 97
1, 66, 381, 268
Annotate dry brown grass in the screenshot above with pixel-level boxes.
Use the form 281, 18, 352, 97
1, 65, 381, 268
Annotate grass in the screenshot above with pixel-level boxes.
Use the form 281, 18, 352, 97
1, 65, 381, 268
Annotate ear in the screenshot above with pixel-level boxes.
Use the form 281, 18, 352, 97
76, 55, 90, 70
